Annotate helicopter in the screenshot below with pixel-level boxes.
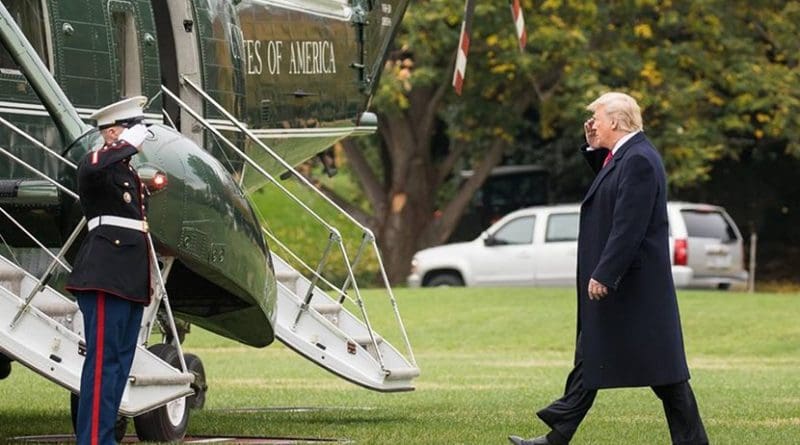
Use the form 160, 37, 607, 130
0, 0, 417, 441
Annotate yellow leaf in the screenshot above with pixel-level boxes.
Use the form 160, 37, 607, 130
634, 23, 653, 39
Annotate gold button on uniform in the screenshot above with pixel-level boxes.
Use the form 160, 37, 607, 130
124, 181, 130, 187
114, 240, 120, 245
123, 191, 132, 203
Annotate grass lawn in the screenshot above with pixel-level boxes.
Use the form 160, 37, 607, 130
1, 288, 799, 444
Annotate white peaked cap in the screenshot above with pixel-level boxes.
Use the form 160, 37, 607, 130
89, 96, 147, 129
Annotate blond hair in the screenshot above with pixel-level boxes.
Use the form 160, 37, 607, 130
587, 92, 643, 132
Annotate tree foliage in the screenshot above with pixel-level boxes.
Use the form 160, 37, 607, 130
327, 0, 800, 283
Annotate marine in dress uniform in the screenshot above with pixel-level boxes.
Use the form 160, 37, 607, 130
65, 96, 152, 445
509, 93, 707, 445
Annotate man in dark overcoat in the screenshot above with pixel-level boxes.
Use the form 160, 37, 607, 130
509, 92, 708, 445
65, 96, 151, 445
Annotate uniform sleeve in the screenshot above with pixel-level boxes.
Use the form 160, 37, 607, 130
81, 141, 138, 173
581, 145, 610, 175
591, 154, 658, 289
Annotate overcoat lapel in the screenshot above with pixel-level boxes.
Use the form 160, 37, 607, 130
581, 132, 645, 204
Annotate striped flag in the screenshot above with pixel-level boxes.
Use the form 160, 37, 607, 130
510, 0, 526, 51
452, 0, 476, 95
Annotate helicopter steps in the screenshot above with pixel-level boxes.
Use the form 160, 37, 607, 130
0, 255, 193, 416
272, 254, 419, 392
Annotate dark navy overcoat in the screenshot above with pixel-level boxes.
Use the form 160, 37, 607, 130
577, 132, 689, 389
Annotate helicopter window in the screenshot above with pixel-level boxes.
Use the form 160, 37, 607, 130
110, 6, 142, 97
0, 0, 51, 75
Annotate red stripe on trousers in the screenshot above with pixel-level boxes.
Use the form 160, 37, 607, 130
91, 292, 106, 445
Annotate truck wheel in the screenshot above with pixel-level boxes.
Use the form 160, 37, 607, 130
426, 273, 464, 287
133, 343, 189, 442
184, 353, 207, 410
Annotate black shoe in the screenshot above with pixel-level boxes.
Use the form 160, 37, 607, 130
508, 435, 551, 445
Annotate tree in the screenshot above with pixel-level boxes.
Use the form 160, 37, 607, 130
314, 0, 800, 283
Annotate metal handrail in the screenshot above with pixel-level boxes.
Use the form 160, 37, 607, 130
0, 205, 71, 271
0, 116, 77, 169
0, 145, 78, 200
173, 80, 391, 368
261, 228, 351, 303
178, 77, 416, 368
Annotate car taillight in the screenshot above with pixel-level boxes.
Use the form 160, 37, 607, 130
674, 238, 688, 266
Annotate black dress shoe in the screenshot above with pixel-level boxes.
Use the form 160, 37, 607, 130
508, 435, 550, 445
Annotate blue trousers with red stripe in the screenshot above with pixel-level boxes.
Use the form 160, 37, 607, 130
76, 291, 143, 445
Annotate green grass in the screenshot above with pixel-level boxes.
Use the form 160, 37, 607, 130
1, 288, 799, 444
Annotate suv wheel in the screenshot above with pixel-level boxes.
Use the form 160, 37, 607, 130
426, 273, 464, 287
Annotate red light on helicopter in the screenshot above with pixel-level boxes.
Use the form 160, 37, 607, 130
151, 172, 167, 191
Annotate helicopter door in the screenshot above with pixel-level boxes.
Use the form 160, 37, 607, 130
358, 0, 410, 96
108, 1, 142, 97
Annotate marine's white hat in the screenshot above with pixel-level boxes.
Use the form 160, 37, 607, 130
90, 96, 147, 129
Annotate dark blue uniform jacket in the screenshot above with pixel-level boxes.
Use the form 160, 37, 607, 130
577, 132, 689, 389
66, 140, 151, 304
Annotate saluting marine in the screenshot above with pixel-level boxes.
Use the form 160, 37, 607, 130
65, 96, 151, 445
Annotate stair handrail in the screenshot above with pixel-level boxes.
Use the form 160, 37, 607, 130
0, 116, 77, 169
166, 80, 416, 370
179, 77, 416, 368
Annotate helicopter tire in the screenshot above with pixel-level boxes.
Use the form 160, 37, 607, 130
184, 353, 207, 410
133, 343, 190, 442
0, 354, 11, 380
70, 392, 128, 442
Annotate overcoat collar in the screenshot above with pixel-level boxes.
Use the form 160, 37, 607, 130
582, 131, 646, 204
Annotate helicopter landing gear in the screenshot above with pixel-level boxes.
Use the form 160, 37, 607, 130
0, 353, 11, 380
184, 352, 207, 410
133, 344, 190, 442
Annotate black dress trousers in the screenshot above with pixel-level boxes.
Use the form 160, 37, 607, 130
536, 336, 709, 445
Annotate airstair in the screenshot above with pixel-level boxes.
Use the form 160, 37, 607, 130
0, 131, 194, 418
163, 77, 419, 391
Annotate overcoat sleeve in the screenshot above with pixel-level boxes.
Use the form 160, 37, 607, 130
591, 154, 658, 289
581, 145, 610, 174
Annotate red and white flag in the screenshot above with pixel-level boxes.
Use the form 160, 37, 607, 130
510, 0, 527, 51
452, 0, 476, 95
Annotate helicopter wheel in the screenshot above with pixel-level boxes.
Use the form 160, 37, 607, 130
70, 392, 128, 442
133, 344, 190, 442
0, 354, 11, 380
184, 353, 207, 410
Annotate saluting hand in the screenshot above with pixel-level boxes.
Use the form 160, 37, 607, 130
119, 124, 149, 151
588, 278, 608, 300
584, 118, 599, 148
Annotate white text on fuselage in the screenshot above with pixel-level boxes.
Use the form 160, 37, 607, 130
244, 40, 337, 75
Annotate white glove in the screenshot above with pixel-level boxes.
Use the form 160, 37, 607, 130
119, 124, 148, 148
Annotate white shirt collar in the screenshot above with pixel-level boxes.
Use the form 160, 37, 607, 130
611, 131, 640, 155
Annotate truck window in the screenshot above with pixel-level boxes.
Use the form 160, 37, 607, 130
680, 210, 737, 242
493, 216, 535, 245
546, 212, 579, 242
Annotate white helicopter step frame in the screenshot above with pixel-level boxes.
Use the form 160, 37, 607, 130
0, 139, 194, 417
161, 80, 419, 391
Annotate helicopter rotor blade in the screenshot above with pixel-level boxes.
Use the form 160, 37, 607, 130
452, 0, 476, 95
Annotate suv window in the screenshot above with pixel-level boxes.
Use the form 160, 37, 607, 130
0, 0, 50, 73
546, 212, 579, 242
680, 210, 737, 242
493, 216, 535, 245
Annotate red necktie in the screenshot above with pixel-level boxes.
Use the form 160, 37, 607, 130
603, 150, 613, 168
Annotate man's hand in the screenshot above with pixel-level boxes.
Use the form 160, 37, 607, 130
119, 124, 148, 151
588, 278, 608, 300
584, 118, 599, 148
